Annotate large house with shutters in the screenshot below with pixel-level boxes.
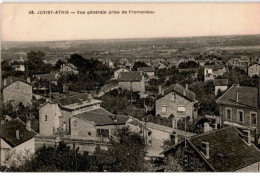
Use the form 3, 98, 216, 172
155, 83, 198, 122
247, 63, 260, 77
216, 84, 260, 142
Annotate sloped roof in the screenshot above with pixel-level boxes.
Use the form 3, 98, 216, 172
214, 79, 228, 86
65, 63, 77, 70
137, 67, 155, 72
118, 71, 143, 82
160, 83, 197, 102
3, 76, 31, 88
216, 85, 259, 109
248, 62, 260, 68
53, 93, 98, 106
74, 108, 130, 126
0, 118, 36, 148
188, 127, 260, 172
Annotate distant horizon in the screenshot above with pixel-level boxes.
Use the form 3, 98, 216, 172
2, 33, 260, 43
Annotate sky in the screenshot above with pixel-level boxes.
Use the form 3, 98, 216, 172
1, 3, 260, 41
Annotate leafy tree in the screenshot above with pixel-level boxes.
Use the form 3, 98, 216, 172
92, 127, 147, 172
132, 61, 148, 71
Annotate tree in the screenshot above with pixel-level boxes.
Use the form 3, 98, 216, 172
132, 61, 148, 71
92, 127, 147, 172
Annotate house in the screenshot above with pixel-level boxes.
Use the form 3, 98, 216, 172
248, 63, 260, 77
60, 63, 79, 74
156, 83, 198, 122
39, 93, 102, 136
162, 127, 260, 172
137, 67, 155, 77
204, 64, 226, 81
113, 68, 129, 79
117, 71, 145, 94
214, 79, 228, 95
70, 108, 130, 141
216, 84, 260, 142
3, 76, 32, 106
0, 118, 36, 167
34, 72, 60, 85
12, 64, 25, 72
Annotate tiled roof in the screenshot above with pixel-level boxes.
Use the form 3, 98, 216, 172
4, 76, 31, 88
137, 67, 155, 72
216, 85, 259, 109
0, 118, 36, 148
188, 127, 260, 172
53, 93, 96, 106
161, 83, 197, 102
118, 71, 143, 82
214, 79, 228, 86
74, 108, 130, 126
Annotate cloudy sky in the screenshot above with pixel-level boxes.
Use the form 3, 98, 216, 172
2, 3, 260, 41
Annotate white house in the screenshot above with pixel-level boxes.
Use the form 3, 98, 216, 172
114, 68, 129, 79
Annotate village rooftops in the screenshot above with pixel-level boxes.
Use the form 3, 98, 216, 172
159, 83, 197, 102
117, 71, 143, 82
73, 107, 130, 126
187, 126, 260, 172
137, 67, 154, 72
214, 79, 228, 86
216, 85, 259, 109
0, 118, 36, 148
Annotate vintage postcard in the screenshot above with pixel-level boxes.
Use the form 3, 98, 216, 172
0, 3, 260, 172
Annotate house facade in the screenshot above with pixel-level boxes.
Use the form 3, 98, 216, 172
3, 77, 32, 106
39, 93, 102, 136
118, 71, 145, 93
156, 83, 198, 122
204, 64, 226, 81
114, 68, 129, 79
70, 108, 130, 141
137, 67, 155, 77
214, 79, 228, 95
248, 63, 260, 77
216, 85, 260, 142
0, 119, 36, 167
60, 63, 79, 74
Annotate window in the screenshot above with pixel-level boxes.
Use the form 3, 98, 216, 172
97, 129, 109, 138
225, 108, 232, 120
88, 132, 91, 136
177, 106, 186, 113
4, 149, 10, 160
250, 112, 257, 125
45, 115, 47, 121
171, 93, 175, 102
73, 121, 77, 127
161, 105, 167, 114
237, 110, 244, 123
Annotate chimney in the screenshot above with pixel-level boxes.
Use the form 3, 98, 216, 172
204, 122, 211, 133
27, 77, 31, 83
3, 79, 7, 86
243, 130, 251, 146
26, 120, 31, 131
158, 85, 162, 95
185, 84, 188, 90
236, 91, 239, 102
174, 134, 178, 144
161, 89, 164, 96
78, 99, 83, 105
201, 142, 210, 159
183, 90, 186, 96
16, 129, 20, 140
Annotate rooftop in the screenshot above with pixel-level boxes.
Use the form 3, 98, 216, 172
214, 79, 228, 86
188, 127, 260, 172
118, 71, 143, 82
216, 85, 259, 109
0, 118, 36, 148
3, 76, 31, 88
160, 83, 197, 102
74, 107, 130, 126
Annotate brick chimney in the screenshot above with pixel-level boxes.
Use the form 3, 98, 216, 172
16, 129, 20, 140
3, 79, 7, 87
201, 142, 210, 159
185, 84, 188, 90
158, 85, 162, 95
26, 120, 31, 131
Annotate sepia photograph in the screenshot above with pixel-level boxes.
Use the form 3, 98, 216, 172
0, 2, 260, 172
